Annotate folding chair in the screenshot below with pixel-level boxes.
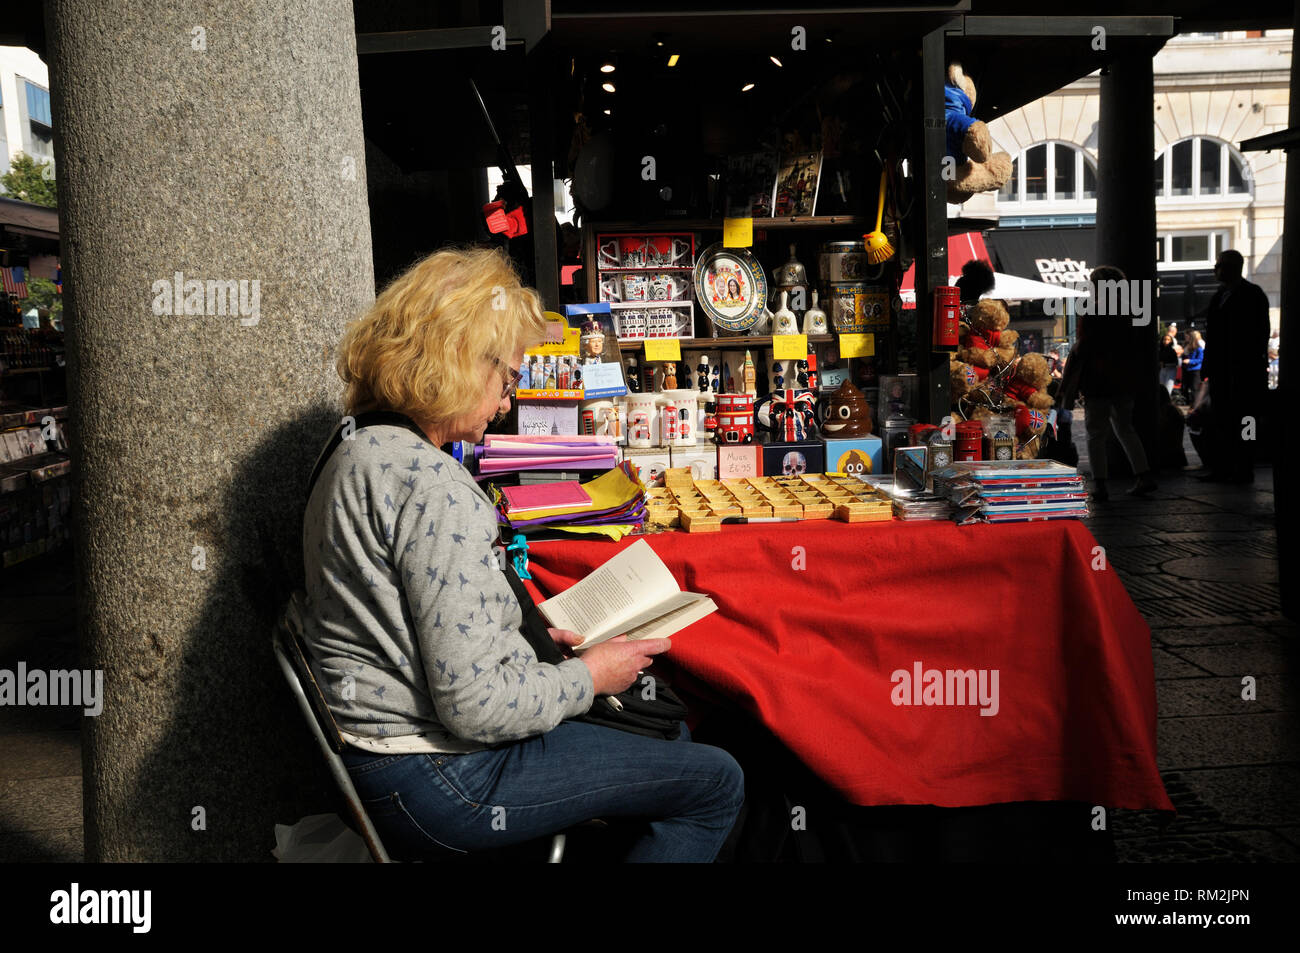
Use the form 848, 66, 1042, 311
272, 590, 570, 863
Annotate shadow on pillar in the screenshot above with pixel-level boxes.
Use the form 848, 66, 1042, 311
88, 406, 362, 861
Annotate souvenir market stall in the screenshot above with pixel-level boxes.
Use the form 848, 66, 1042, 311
366, 5, 1179, 856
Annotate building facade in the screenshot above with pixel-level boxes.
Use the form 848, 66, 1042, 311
961, 29, 1292, 333
0, 45, 54, 183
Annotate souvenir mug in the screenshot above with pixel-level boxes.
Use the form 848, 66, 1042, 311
598, 239, 621, 268
627, 393, 659, 447
599, 277, 621, 302
662, 390, 699, 447
646, 308, 675, 337
622, 274, 649, 302
669, 237, 693, 265
643, 237, 668, 267
648, 273, 689, 302
619, 237, 648, 268
616, 309, 646, 339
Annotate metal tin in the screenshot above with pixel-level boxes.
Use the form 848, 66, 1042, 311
879, 416, 915, 472
826, 282, 891, 333
955, 420, 984, 461
819, 241, 868, 283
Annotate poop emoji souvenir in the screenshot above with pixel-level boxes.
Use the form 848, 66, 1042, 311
836, 448, 873, 477
817, 379, 873, 437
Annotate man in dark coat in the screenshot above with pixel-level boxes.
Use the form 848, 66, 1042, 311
1199, 249, 1271, 482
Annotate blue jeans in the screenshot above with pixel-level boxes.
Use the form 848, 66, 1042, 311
341, 721, 744, 862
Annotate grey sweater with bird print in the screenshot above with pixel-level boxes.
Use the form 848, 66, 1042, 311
300, 423, 594, 754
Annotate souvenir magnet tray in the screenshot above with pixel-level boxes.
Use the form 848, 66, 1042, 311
645, 473, 892, 533
694, 242, 767, 335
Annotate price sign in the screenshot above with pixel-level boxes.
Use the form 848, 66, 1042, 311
644, 338, 682, 362
722, 217, 754, 249
838, 333, 875, 358
772, 334, 808, 360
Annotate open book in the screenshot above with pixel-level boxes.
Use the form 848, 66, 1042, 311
537, 539, 717, 650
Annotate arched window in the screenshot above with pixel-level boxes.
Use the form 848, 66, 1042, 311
997, 142, 1096, 204
1154, 137, 1252, 199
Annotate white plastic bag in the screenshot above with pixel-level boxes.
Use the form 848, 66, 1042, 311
272, 813, 374, 863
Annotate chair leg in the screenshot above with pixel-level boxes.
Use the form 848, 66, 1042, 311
548, 833, 566, 863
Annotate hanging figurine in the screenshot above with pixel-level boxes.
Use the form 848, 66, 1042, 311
795, 359, 809, 389
774, 360, 785, 390
680, 363, 692, 391
712, 361, 722, 394
698, 355, 711, 394
662, 361, 677, 390
506, 534, 531, 579
626, 355, 641, 392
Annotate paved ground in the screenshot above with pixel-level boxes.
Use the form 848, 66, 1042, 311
1073, 407, 1300, 862
1, 411, 1294, 862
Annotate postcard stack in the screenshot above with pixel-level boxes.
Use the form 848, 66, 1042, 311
931, 460, 1090, 525
475, 434, 619, 478
492, 461, 647, 540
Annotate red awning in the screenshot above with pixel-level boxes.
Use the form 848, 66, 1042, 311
899, 231, 990, 294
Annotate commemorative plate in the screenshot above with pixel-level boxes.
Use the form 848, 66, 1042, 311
694, 243, 767, 335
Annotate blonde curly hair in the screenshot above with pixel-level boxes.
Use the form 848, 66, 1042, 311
337, 246, 549, 423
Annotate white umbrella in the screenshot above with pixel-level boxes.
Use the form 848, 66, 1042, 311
900, 271, 1088, 304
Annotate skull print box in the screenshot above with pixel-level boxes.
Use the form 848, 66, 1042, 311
761, 440, 824, 479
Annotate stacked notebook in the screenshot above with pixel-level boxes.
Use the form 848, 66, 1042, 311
493, 461, 647, 535
476, 435, 619, 476
932, 460, 1089, 525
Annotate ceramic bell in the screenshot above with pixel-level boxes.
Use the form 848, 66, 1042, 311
773, 291, 799, 335
774, 243, 809, 318
802, 290, 829, 335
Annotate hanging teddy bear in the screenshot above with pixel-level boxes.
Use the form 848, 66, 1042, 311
1002, 352, 1055, 412
945, 62, 1013, 205
958, 299, 1019, 378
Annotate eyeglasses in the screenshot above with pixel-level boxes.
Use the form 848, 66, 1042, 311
490, 356, 523, 399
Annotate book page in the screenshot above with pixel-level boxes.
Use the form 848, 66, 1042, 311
574, 591, 712, 650
618, 596, 717, 645
538, 539, 681, 642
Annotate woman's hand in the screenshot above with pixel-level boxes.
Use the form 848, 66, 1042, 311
579, 634, 672, 696
547, 627, 585, 658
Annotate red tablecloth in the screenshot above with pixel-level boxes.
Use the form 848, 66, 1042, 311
523, 519, 1174, 812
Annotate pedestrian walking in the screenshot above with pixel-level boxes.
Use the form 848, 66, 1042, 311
1198, 249, 1270, 483
1057, 265, 1158, 501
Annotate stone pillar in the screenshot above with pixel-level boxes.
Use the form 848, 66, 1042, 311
46, 0, 375, 860
1277, 0, 1299, 619
1096, 49, 1159, 464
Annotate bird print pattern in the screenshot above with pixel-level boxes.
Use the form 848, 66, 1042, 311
298, 423, 593, 754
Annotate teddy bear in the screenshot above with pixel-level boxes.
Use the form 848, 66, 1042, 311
1002, 352, 1055, 411
950, 356, 980, 401
1015, 406, 1050, 460
945, 63, 1013, 205
958, 299, 1018, 377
